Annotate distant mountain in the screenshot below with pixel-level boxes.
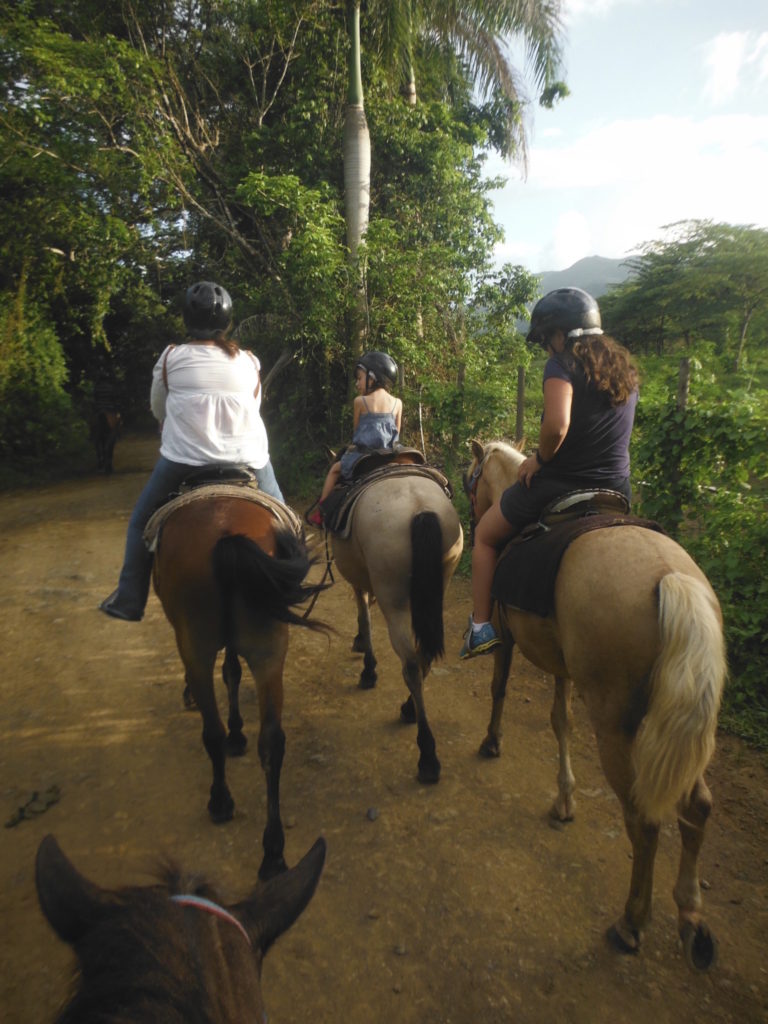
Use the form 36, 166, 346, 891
537, 255, 636, 299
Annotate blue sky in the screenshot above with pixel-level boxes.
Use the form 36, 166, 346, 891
484, 0, 768, 273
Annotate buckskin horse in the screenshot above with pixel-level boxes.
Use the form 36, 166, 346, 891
464, 439, 726, 970
327, 463, 463, 783
148, 485, 327, 879
36, 832, 325, 1023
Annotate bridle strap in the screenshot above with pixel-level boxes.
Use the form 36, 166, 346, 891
465, 458, 485, 547
171, 894, 251, 947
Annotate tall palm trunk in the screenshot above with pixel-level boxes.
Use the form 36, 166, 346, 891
343, 0, 370, 353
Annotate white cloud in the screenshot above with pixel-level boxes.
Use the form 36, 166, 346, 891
703, 32, 750, 105
489, 112, 768, 271
702, 31, 768, 106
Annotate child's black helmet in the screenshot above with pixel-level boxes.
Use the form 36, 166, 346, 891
183, 281, 233, 335
527, 288, 602, 345
355, 351, 398, 388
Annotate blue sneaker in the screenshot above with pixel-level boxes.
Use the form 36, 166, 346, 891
459, 620, 501, 659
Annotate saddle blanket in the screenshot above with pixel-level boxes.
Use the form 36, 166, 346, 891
491, 514, 664, 617
323, 464, 453, 539
143, 484, 302, 552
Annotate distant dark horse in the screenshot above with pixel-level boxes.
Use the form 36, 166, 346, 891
91, 410, 122, 475
36, 832, 326, 1023
151, 491, 328, 879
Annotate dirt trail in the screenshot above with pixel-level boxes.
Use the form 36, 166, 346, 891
1, 434, 767, 1023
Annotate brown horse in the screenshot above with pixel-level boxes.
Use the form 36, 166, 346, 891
464, 439, 726, 970
91, 410, 122, 475
330, 470, 463, 783
36, 832, 325, 1023
152, 492, 326, 879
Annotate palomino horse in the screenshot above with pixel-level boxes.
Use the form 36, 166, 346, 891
151, 490, 326, 879
330, 469, 463, 783
464, 439, 726, 970
36, 832, 325, 1023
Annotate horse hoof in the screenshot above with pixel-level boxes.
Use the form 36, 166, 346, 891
681, 921, 718, 972
359, 673, 377, 690
418, 760, 441, 785
478, 736, 500, 758
548, 801, 574, 823
351, 634, 366, 653
226, 735, 247, 757
400, 697, 416, 724
606, 921, 640, 955
207, 795, 235, 824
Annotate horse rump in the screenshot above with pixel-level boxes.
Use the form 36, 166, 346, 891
632, 571, 726, 820
211, 526, 328, 631
410, 511, 445, 663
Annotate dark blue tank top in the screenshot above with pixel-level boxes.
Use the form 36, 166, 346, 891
540, 353, 637, 482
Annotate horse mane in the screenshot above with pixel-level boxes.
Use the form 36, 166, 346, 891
54, 867, 240, 1024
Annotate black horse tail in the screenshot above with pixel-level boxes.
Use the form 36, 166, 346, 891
212, 527, 329, 647
410, 511, 445, 663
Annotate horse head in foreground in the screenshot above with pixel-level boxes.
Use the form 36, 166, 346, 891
36, 833, 326, 1023
149, 486, 328, 879
465, 439, 726, 971
328, 466, 463, 783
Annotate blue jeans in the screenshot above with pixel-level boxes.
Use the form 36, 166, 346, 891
110, 456, 284, 617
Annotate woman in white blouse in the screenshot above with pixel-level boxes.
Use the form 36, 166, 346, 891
100, 281, 283, 621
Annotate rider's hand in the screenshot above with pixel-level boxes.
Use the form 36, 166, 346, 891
517, 454, 541, 489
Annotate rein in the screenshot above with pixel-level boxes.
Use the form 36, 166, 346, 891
464, 457, 485, 547
170, 894, 251, 947
301, 530, 335, 620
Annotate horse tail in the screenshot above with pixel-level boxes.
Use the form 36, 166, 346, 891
410, 511, 445, 663
212, 527, 329, 645
632, 571, 726, 821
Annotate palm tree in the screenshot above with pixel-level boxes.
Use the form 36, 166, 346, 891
341, 0, 566, 348
343, 0, 371, 351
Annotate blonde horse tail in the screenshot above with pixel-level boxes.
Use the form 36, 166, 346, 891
632, 572, 726, 821
410, 511, 445, 663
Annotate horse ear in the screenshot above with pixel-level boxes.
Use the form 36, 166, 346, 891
514, 437, 526, 452
36, 835, 117, 945
469, 438, 484, 462
323, 445, 336, 463
235, 837, 326, 957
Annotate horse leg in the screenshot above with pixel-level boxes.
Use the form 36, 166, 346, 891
674, 777, 718, 971
549, 675, 576, 821
595, 730, 659, 953
353, 588, 377, 689
402, 655, 440, 784
245, 637, 288, 880
222, 648, 247, 756
479, 637, 514, 758
183, 652, 234, 824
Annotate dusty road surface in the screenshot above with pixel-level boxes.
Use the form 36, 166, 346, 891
1, 434, 767, 1024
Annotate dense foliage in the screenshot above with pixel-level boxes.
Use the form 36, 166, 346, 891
603, 228, 768, 748
2, 5, 765, 745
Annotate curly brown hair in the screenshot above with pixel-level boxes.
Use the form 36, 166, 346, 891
570, 334, 638, 405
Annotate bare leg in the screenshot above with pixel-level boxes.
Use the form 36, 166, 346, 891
471, 502, 514, 623
319, 461, 342, 503
549, 675, 576, 821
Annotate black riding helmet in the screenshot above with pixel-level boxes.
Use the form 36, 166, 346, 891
355, 351, 398, 390
183, 281, 233, 337
527, 287, 602, 346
